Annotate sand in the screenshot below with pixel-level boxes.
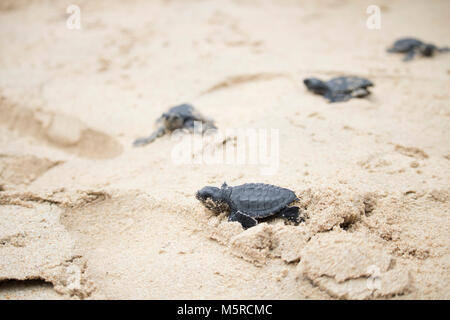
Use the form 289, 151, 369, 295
0, 0, 449, 300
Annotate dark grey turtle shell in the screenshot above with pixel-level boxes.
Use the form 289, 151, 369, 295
390, 38, 423, 52
160, 104, 203, 122
327, 77, 374, 93
133, 103, 216, 147
228, 183, 297, 218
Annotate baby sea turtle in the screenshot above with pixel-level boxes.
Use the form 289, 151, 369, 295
303, 76, 374, 103
387, 37, 450, 61
196, 182, 302, 229
133, 103, 217, 146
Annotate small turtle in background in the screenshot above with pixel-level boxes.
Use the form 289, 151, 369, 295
303, 76, 374, 103
387, 37, 450, 61
196, 182, 302, 229
133, 103, 217, 146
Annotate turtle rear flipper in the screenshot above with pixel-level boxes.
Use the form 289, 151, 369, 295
277, 206, 301, 224
325, 92, 351, 103
403, 50, 416, 61
184, 119, 217, 134
229, 210, 257, 229
184, 119, 200, 133
133, 127, 165, 147
203, 121, 218, 133
351, 88, 370, 98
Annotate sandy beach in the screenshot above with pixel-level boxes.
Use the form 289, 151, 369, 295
0, 0, 449, 299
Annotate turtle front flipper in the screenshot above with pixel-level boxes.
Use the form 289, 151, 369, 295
133, 127, 165, 147
438, 47, 450, 53
229, 210, 257, 229
386, 47, 396, 53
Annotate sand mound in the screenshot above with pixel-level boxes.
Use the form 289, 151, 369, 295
0, 154, 61, 188
0, 203, 94, 298
298, 230, 412, 299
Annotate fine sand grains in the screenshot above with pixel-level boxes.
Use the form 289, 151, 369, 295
0, 0, 449, 299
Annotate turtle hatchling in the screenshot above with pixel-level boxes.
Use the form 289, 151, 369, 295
303, 76, 374, 103
196, 182, 302, 229
133, 103, 217, 146
387, 37, 449, 61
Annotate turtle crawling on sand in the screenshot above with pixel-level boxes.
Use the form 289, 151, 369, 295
133, 103, 217, 146
303, 76, 374, 103
387, 37, 450, 61
196, 182, 302, 229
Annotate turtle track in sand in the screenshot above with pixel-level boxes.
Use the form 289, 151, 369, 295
0, 154, 62, 189
57, 190, 304, 299
200, 73, 290, 95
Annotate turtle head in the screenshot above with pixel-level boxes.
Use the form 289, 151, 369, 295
196, 184, 230, 213
162, 112, 184, 130
303, 78, 329, 95
419, 43, 437, 57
